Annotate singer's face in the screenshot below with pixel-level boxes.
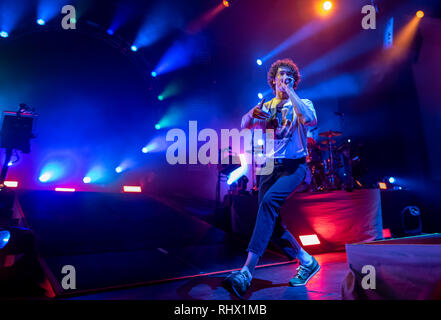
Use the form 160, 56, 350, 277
274, 66, 294, 97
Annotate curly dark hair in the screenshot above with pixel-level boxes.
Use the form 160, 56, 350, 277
267, 58, 301, 93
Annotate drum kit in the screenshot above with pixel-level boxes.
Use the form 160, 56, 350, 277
220, 129, 363, 195
305, 130, 360, 192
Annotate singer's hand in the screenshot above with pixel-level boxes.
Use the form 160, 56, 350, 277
251, 100, 271, 120
279, 81, 294, 95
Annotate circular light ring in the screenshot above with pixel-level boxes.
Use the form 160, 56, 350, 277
323, 1, 332, 11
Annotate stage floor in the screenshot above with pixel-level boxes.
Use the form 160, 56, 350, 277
63, 252, 348, 300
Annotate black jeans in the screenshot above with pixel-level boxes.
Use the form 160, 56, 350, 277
247, 158, 307, 259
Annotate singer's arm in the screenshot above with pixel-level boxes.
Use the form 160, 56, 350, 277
241, 109, 255, 129
282, 84, 317, 126
241, 104, 271, 129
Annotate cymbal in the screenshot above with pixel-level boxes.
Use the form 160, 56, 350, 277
318, 130, 342, 137
320, 139, 336, 145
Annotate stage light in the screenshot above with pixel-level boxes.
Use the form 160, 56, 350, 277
7, 161, 13, 167
37, 19, 45, 25
153, 34, 206, 75
39, 162, 65, 183
379, 182, 387, 190
186, 2, 226, 34
416, 10, 424, 19
39, 173, 51, 182
155, 123, 161, 130
323, 1, 332, 11
299, 234, 320, 246
4, 181, 18, 188
84, 166, 105, 184
258, 93, 263, 99
115, 166, 123, 173
55, 187, 75, 192
158, 81, 182, 101
388, 177, 395, 184
0, 31, 9, 38
257, 138, 264, 146
151, 71, 157, 77
130, 45, 138, 52
106, 29, 114, 35
142, 142, 159, 154
133, 0, 185, 50
0, 230, 11, 249
382, 228, 392, 238
123, 186, 142, 193
158, 95, 164, 101
383, 13, 422, 64
227, 154, 247, 185
256, 59, 262, 66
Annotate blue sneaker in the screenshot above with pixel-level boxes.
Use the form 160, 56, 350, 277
222, 270, 251, 299
289, 257, 320, 286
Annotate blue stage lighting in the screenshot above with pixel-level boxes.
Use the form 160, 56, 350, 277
297, 72, 364, 100
37, 0, 61, 28
142, 142, 158, 154
130, 45, 138, 52
227, 154, 248, 185
257, 59, 262, 66
106, 29, 114, 35
84, 166, 105, 183
153, 35, 204, 76
0, 230, 11, 250
132, 2, 181, 50
39, 173, 52, 182
155, 123, 161, 130
258, 93, 263, 99
389, 177, 395, 184
115, 166, 123, 173
0, 31, 9, 38
39, 162, 65, 183
151, 71, 157, 77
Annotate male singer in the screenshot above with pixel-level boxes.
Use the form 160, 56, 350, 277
223, 58, 319, 298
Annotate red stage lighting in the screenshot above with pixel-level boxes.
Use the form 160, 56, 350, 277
299, 234, 320, 246
382, 228, 392, 238
123, 186, 142, 193
416, 11, 424, 19
222, 0, 229, 8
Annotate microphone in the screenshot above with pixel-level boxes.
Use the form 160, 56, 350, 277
284, 78, 293, 85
